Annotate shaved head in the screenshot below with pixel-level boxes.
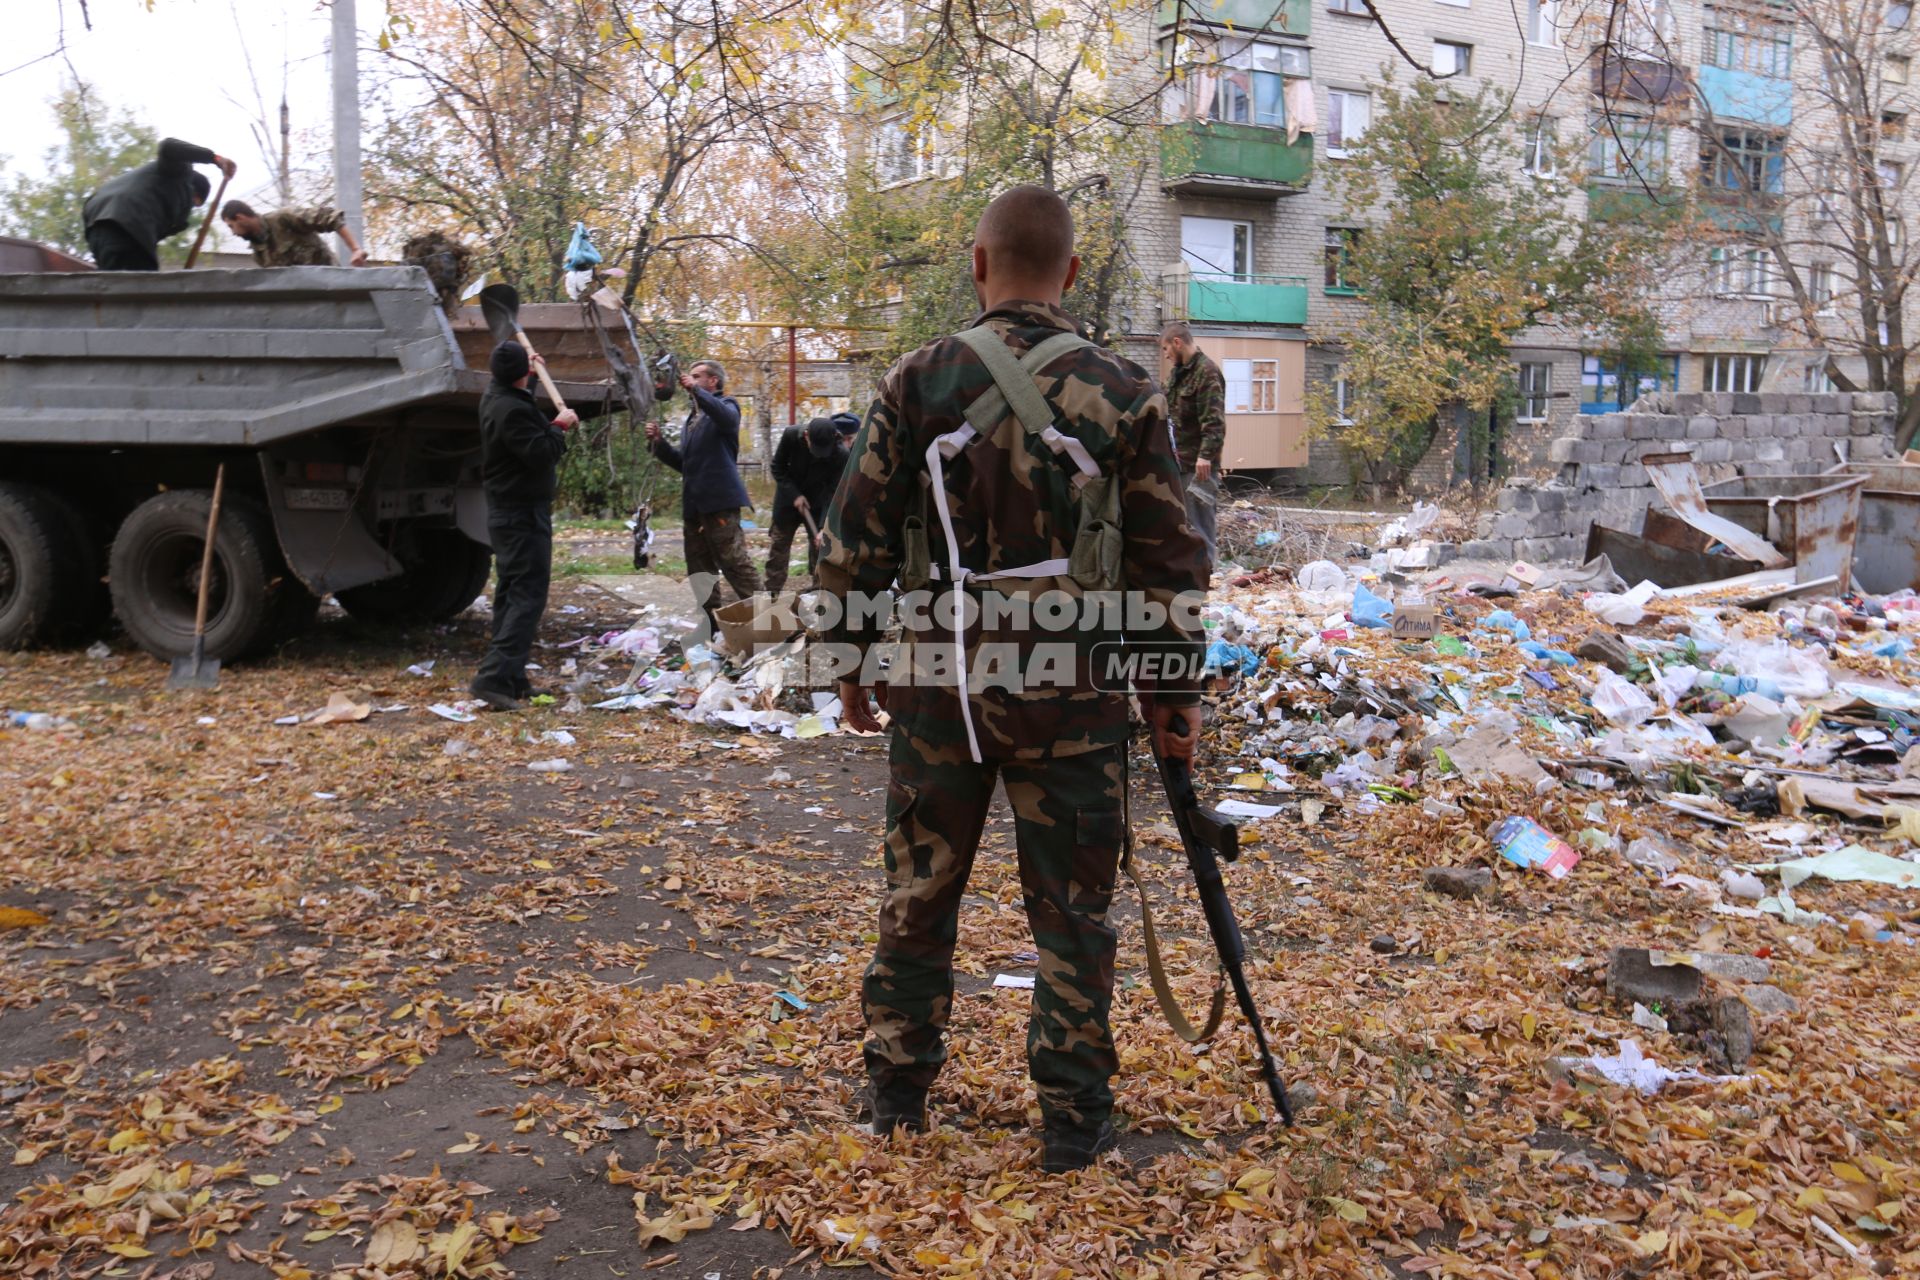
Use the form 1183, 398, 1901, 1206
974, 185, 1075, 283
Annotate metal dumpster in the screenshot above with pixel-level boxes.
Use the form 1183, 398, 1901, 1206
1824, 462, 1920, 595
1701, 473, 1865, 589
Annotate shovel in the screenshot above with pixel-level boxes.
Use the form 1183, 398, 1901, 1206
183, 169, 231, 270
478, 283, 570, 414
168, 464, 226, 690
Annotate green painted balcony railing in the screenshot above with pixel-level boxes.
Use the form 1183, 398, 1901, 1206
1164, 270, 1309, 325
1161, 120, 1313, 195
1157, 0, 1310, 34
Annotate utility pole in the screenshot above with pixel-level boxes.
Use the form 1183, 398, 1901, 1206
330, 0, 364, 259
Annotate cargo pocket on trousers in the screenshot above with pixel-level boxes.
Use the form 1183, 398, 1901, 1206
1073, 808, 1123, 905
883, 780, 922, 881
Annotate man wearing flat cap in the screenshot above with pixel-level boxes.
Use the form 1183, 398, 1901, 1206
765, 416, 851, 597
470, 339, 580, 711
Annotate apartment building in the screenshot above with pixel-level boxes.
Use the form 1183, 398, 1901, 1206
1118, 0, 1916, 485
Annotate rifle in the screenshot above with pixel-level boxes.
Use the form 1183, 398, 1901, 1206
1128, 710, 1295, 1125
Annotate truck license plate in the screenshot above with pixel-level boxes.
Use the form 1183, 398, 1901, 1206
285, 487, 351, 511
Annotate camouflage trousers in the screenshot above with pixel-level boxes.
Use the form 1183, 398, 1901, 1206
864, 728, 1125, 1134
683, 508, 762, 629
762, 513, 817, 598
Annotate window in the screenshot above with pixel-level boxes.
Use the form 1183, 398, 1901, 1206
1324, 227, 1361, 291
1809, 263, 1836, 314
1708, 245, 1775, 297
1525, 0, 1559, 45
1222, 359, 1279, 413
1804, 359, 1836, 392
1884, 112, 1909, 141
1888, 54, 1911, 85
1327, 90, 1371, 155
1436, 0, 1470, 9
1332, 374, 1355, 423
1893, 1, 1913, 30
1704, 5, 1793, 78
1517, 363, 1552, 421
1181, 216, 1253, 280
1587, 113, 1668, 184
875, 118, 933, 186
1703, 127, 1786, 195
1580, 354, 1677, 413
1811, 156, 1841, 223
1879, 159, 1905, 188
1327, 0, 1371, 13
1433, 41, 1472, 76
1178, 38, 1302, 129
1597, 0, 1673, 54
1523, 116, 1558, 176
1706, 354, 1766, 393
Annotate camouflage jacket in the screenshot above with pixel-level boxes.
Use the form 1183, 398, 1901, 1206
819, 300, 1207, 761
248, 206, 345, 267
1167, 349, 1226, 470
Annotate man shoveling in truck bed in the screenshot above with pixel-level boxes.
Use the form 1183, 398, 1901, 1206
81, 138, 236, 271
221, 200, 369, 267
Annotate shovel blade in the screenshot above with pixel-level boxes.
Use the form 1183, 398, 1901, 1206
167, 655, 221, 690
478, 283, 522, 346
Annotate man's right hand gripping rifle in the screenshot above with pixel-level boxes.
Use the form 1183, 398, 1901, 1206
1133, 685, 1297, 1126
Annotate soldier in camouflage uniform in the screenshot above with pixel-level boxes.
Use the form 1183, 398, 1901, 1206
1160, 321, 1226, 567
820, 186, 1208, 1173
221, 200, 369, 267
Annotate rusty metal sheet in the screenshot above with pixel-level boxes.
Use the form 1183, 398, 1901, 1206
1640, 507, 1714, 553
1825, 462, 1920, 594
1701, 473, 1864, 588
1584, 523, 1763, 589
1642, 450, 1790, 568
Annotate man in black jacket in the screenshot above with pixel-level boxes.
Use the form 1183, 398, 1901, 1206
471, 340, 580, 711
81, 138, 236, 271
644, 360, 762, 637
765, 417, 849, 596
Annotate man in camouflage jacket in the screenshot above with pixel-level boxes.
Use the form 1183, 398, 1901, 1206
1161, 321, 1225, 567
221, 200, 369, 267
820, 186, 1209, 1173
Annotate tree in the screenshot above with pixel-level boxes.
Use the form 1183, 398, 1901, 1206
1307, 73, 1671, 493
0, 79, 196, 264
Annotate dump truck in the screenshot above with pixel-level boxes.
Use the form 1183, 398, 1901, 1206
0, 260, 636, 659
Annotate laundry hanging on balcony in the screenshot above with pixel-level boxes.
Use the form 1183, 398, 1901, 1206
1284, 78, 1316, 145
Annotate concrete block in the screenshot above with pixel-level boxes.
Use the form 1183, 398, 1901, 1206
1850, 413, 1882, 436
1492, 512, 1533, 540
1785, 394, 1813, 415
1534, 487, 1568, 514
1458, 539, 1511, 562
1584, 463, 1622, 489
1626, 414, 1663, 440
1720, 417, 1746, 439
1823, 414, 1851, 436
1858, 435, 1892, 460
1516, 535, 1577, 565
1618, 463, 1647, 488
1686, 415, 1718, 440
1572, 439, 1607, 464
1474, 512, 1498, 538
1753, 439, 1786, 463
1588, 416, 1626, 441
1705, 393, 1736, 415
1696, 439, 1733, 464
1548, 437, 1579, 464
1731, 393, 1763, 415
1500, 487, 1537, 515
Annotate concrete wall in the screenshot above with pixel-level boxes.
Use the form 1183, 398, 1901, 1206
1456, 391, 1899, 564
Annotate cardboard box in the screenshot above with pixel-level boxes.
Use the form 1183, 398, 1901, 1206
1391, 605, 1439, 640
1504, 560, 1544, 587
714, 593, 802, 655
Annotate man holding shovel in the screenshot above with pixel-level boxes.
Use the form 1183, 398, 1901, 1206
470, 340, 579, 711
82, 138, 236, 270
765, 416, 849, 597
644, 360, 761, 640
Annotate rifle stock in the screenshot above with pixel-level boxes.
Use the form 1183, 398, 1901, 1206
1153, 714, 1295, 1126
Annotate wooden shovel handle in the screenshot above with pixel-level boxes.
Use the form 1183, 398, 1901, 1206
193, 465, 227, 640
513, 327, 569, 413
184, 171, 232, 270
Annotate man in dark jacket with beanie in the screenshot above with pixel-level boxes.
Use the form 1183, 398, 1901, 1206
82, 138, 236, 271
471, 340, 580, 711
644, 359, 762, 638
765, 416, 849, 596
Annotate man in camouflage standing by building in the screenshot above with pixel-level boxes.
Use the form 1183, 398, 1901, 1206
1160, 321, 1225, 568
221, 200, 370, 267
821, 186, 1209, 1172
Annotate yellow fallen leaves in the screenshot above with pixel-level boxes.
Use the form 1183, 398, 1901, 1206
1324, 1196, 1369, 1224
0, 905, 50, 929
362, 1220, 420, 1266
635, 1199, 715, 1247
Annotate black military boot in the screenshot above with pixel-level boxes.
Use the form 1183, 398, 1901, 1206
857, 1082, 927, 1135
1041, 1120, 1118, 1173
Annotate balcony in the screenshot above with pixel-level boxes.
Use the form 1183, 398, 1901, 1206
1161, 120, 1312, 198
1157, 0, 1310, 34
1164, 268, 1309, 326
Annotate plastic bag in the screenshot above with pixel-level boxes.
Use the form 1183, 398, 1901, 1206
1480, 610, 1532, 642
1297, 560, 1347, 593
1584, 580, 1660, 627
1351, 582, 1394, 629
564, 221, 602, 270
1592, 672, 1657, 726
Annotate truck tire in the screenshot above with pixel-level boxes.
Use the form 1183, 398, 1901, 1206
336, 528, 493, 625
45, 489, 112, 639
109, 491, 289, 661
0, 482, 83, 649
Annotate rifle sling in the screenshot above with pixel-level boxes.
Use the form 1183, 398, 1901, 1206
1121, 735, 1227, 1044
